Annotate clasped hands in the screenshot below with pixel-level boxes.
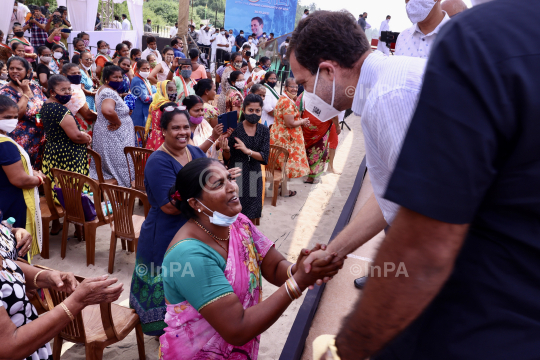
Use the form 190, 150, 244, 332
292, 244, 347, 289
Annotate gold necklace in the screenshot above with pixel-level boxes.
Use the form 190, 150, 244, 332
193, 220, 230, 254
160, 144, 191, 164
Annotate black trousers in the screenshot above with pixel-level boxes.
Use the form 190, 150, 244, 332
216, 48, 227, 65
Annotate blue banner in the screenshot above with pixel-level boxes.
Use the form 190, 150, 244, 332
224, 0, 299, 39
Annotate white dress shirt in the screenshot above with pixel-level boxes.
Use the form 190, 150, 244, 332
141, 47, 162, 63
228, 35, 235, 52
261, 86, 279, 126
365, 21, 372, 30
198, 29, 214, 46
352, 51, 427, 224
216, 33, 230, 51
170, 26, 178, 38
377, 19, 391, 55
112, 20, 122, 29
122, 19, 131, 30
395, 11, 451, 58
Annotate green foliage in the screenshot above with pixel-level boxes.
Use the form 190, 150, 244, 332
295, 1, 320, 26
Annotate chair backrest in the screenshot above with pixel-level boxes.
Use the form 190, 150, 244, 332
265, 145, 289, 182
134, 126, 147, 148
42, 274, 122, 343
100, 183, 150, 240
43, 274, 87, 343
87, 148, 106, 184
124, 147, 154, 192
42, 176, 62, 218
371, 38, 379, 47
52, 168, 109, 225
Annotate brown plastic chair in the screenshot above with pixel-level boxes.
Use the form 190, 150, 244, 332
52, 168, 111, 266
124, 147, 153, 192
134, 126, 147, 148
99, 184, 150, 273
42, 274, 145, 360
40, 176, 65, 259
87, 148, 118, 185
265, 145, 290, 207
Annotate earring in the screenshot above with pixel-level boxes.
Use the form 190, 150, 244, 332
198, 209, 201, 212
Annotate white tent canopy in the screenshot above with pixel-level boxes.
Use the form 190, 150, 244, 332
0, 0, 143, 49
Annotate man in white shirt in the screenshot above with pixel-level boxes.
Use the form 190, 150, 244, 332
170, 22, 178, 38
227, 29, 235, 52
377, 15, 391, 56
215, 27, 230, 63
246, 35, 258, 56
122, 14, 131, 30
141, 36, 162, 63
396, 0, 451, 58
197, 25, 214, 59
209, 28, 218, 63
301, 9, 309, 20
112, 15, 122, 29
242, 43, 256, 80
288, 10, 427, 286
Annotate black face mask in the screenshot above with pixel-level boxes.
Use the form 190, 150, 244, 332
14, 31, 24, 38
67, 74, 82, 85
244, 113, 261, 124
267, 81, 277, 88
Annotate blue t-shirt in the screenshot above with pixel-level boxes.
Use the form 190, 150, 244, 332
0, 141, 26, 228
173, 48, 186, 59
377, 1, 540, 359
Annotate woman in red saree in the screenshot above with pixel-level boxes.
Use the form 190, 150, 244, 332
296, 92, 340, 183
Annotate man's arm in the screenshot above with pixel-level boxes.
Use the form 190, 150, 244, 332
335, 208, 468, 360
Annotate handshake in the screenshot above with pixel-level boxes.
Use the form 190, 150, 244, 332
291, 244, 347, 290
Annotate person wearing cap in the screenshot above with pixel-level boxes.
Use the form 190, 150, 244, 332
167, 58, 196, 103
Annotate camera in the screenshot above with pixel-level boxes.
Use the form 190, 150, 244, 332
380, 31, 400, 47
246, 51, 251, 57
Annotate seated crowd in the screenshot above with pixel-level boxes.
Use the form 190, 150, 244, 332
0, 12, 343, 360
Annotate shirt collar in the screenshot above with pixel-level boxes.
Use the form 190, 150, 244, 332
414, 11, 451, 37
352, 51, 387, 115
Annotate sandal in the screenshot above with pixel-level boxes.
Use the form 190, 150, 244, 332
288, 190, 297, 197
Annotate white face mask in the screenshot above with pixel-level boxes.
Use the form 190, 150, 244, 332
40, 56, 52, 63
53, 52, 63, 60
139, 71, 150, 79
220, 31, 225, 35
0, 119, 18, 134
81, 63, 92, 71
196, 200, 238, 227
302, 67, 342, 122
406, 0, 437, 24
235, 80, 246, 89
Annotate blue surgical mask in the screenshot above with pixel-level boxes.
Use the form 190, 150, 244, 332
196, 200, 238, 227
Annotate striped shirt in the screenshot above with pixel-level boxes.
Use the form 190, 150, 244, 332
352, 51, 427, 224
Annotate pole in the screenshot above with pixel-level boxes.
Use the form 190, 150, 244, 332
178, 0, 189, 53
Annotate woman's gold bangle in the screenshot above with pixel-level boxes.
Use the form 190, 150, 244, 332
34, 269, 47, 288
21, 93, 30, 101
60, 302, 74, 321
287, 263, 294, 278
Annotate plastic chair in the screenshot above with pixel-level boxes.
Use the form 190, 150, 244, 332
42, 274, 145, 360
265, 145, 290, 207
51, 168, 111, 267
134, 126, 147, 148
99, 183, 150, 274
87, 148, 118, 185
40, 176, 65, 259
124, 147, 154, 193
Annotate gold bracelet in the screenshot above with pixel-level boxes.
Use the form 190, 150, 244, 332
287, 263, 294, 278
60, 302, 74, 321
288, 277, 302, 299
34, 270, 47, 288
285, 279, 299, 300
284, 281, 295, 301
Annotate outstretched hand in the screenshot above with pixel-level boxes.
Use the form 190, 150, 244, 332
293, 244, 345, 289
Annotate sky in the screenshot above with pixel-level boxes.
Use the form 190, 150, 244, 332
310, 0, 473, 32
